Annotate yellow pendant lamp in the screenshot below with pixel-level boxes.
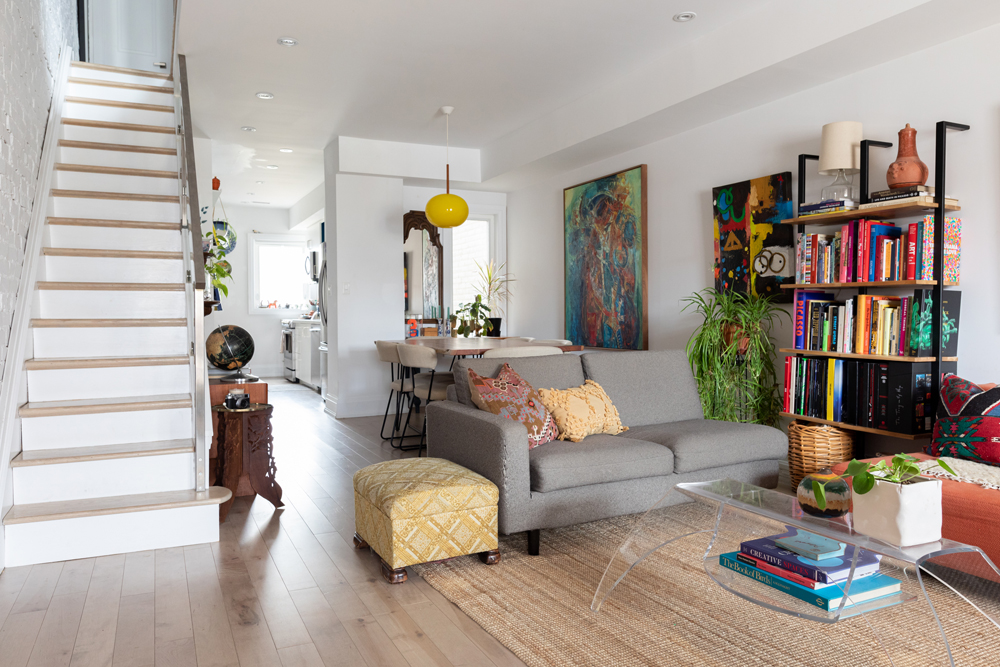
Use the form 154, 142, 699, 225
425, 106, 468, 228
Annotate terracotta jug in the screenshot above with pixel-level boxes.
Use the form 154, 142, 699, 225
886, 124, 929, 189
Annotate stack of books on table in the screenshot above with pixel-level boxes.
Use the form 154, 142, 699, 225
798, 199, 857, 217
858, 185, 957, 210
719, 527, 902, 612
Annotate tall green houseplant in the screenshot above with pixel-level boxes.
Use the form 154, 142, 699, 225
682, 288, 787, 427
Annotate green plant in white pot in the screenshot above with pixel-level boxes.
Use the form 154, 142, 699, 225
811, 454, 956, 547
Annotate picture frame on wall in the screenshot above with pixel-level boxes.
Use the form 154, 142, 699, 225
564, 164, 648, 350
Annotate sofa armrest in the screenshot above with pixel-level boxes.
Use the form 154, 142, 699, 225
426, 400, 531, 534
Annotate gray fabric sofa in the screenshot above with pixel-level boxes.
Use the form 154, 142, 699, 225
426, 350, 786, 554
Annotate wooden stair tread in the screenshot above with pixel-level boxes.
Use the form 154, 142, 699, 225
62, 118, 176, 135
65, 96, 174, 113
42, 247, 183, 260
25, 355, 189, 370
19, 393, 192, 418
46, 216, 181, 230
3, 487, 231, 525
68, 77, 174, 94
55, 163, 178, 179
72, 61, 173, 81
50, 189, 179, 203
12, 439, 195, 467
58, 140, 176, 155
30, 318, 187, 328
36, 281, 185, 291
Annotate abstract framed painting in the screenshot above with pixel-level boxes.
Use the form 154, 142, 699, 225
712, 172, 794, 303
564, 164, 648, 350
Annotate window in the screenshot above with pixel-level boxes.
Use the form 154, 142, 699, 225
451, 217, 491, 311
249, 235, 312, 313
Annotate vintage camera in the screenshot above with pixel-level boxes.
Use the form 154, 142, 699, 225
225, 391, 250, 410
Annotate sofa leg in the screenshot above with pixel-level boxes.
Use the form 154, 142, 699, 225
479, 549, 501, 564
380, 558, 408, 584
527, 529, 540, 556
352, 532, 369, 549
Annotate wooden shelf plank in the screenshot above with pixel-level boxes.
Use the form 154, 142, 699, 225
780, 348, 957, 363
781, 200, 961, 226
779, 280, 957, 289
780, 413, 929, 440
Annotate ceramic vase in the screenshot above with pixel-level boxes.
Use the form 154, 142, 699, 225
852, 476, 942, 547
886, 124, 929, 189
797, 468, 851, 518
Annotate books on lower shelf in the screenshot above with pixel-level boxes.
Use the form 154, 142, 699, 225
719, 527, 902, 613
794, 216, 961, 285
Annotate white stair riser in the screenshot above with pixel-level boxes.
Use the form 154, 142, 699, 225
21, 407, 193, 450
66, 82, 175, 106
69, 66, 173, 88
52, 196, 180, 223
38, 290, 186, 319
48, 225, 182, 252
61, 123, 177, 149
3, 505, 218, 567
13, 453, 195, 504
58, 146, 178, 172
55, 170, 179, 196
28, 364, 190, 402
43, 255, 184, 283
64, 102, 174, 127
33, 327, 189, 358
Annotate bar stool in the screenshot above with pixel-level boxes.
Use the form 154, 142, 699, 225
396, 344, 455, 453
375, 340, 413, 447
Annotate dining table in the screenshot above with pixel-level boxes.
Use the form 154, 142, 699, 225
384, 337, 584, 356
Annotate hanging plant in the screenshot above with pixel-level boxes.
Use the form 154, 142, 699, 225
203, 201, 236, 299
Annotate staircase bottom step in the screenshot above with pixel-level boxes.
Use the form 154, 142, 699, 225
3, 487, 230, 566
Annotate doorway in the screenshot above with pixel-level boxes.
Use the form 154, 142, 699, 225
87, 0, 174, 73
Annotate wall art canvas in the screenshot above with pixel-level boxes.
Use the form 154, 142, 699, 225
564, 164, 648, 350
712, 172, 794, 303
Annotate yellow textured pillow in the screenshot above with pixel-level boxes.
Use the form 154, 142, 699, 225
536, 380, 628, 442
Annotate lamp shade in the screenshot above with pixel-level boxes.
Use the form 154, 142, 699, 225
425, 193, 469, 228
818, 121, 863, 175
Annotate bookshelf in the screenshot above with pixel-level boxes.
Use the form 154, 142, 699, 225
783, 122, 969, 441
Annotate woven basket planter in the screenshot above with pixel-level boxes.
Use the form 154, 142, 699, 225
787, 420, 855, 490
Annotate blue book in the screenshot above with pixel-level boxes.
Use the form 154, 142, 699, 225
741, 527, 881, 583
867, 224, 901, 280
719, 552, 902, 612
794, 291, 833, 350
833, 360, 844, 422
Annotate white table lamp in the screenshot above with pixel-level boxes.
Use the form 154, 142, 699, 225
819, 121, 863, 202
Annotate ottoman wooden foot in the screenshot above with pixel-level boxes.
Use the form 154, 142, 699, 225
352, 532, 369, 549
380, 558, 408, 584
479, 549, 501, 565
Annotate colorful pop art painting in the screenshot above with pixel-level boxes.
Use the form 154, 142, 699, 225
712, 172, 794, 303
564, 165, 648, 350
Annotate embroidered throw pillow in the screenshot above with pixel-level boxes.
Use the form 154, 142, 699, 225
926, 374, 1000, 466
468, 364, 558, 449
536, 380, 629, 443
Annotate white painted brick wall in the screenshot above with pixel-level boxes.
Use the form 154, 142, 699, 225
0, 0, 78, 380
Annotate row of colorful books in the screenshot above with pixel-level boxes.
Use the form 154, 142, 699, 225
782, 357, 954, 433
857, 185, 958, 211
720, 528, 901, 612
798, 199, 857, 217
794, 216, 961, 285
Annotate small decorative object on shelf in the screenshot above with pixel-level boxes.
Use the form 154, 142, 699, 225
796, 467, 851, 518
886, 124, 929, 189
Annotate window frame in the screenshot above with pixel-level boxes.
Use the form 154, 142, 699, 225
247, 233, 311, 315
443, 203, 507, 330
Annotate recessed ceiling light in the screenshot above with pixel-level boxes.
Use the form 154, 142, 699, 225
241, 126, 256, 132
253, 201, 271, 205
252, 158, 267, 162
279, 148, 293, 153
256, 180, 265, 184
277, 37, 298, 47
247, 193, 254, 196
673, 11, 696, 22
256, 92, 274, 100
265, 165, 279, 169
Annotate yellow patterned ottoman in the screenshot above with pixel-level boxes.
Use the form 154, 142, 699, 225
352, 457, 500, 583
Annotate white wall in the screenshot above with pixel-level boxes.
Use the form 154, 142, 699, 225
506, 26, 1000, 454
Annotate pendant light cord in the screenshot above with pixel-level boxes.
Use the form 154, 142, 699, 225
445, 113, 450, 194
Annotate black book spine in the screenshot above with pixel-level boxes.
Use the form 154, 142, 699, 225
866, 363, 876, 428
876, 363, 889, 430
810, 304, 821, 351
831, 307, 840, 352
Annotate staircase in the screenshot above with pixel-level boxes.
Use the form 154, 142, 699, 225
2, 61, 229, 567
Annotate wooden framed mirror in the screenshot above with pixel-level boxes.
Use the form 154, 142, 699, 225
403, 210, 445, 319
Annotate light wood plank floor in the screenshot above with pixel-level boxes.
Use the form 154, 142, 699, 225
0, 381, 526, 667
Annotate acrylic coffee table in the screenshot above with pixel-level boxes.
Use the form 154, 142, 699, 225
592, 479, 1000, 666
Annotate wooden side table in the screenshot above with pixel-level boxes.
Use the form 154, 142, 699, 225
213, 403, 284, 522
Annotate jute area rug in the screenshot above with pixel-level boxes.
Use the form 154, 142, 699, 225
413, 501, 999, 667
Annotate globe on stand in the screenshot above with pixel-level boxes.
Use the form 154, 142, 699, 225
206, 325, 258, 383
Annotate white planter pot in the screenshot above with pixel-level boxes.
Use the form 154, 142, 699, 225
851, 476, 942, 547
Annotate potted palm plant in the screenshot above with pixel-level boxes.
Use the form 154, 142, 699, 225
475, 260, 514, 337
682, 288, 787, 426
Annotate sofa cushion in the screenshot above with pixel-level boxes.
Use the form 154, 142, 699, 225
537, 380, 628, 442
580, 351, 703, 427
625, 419, 787, 473
528, 434, 674, 492
452, 355, 585, 407
468, 364, 558, 449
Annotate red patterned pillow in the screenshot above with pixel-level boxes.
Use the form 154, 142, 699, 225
926, 374, 1000, 466
468, 364, 558, 449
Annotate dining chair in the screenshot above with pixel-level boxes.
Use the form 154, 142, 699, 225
505, 337, 535, 342
482, 346, 564, 358
396, 344, 456, 453
375, 340, 413, 447
532, 339, 573, 346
